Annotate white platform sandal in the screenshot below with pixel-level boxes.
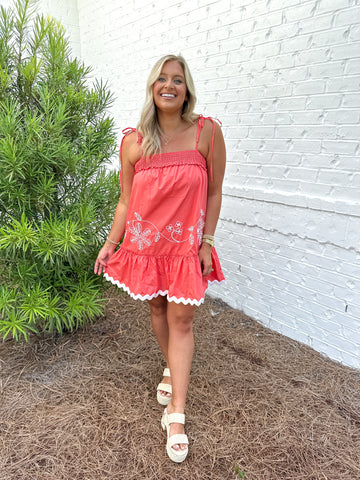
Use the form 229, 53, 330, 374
161, 408, 189, 463
157, 367, 172, 406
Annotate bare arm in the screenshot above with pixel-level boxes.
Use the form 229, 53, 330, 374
94, 132, 140, 275
198, 120, 226, 276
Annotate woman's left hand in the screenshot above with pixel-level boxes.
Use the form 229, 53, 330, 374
198, 243, 212, 276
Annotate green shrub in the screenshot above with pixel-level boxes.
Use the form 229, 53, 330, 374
0, 0, 119, 340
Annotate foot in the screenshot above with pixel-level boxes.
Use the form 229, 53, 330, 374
165, 403, 187, 451
158, 373, 172, 400
157, 367, 172, 405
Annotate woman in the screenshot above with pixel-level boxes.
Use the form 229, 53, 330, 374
94, 54, 226, 463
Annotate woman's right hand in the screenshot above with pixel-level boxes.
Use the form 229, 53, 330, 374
94, 243, 117, 275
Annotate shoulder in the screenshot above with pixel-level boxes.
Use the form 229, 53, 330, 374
121, 131, 142, 165
199, 116, 222, 136
198, 116, 223, 146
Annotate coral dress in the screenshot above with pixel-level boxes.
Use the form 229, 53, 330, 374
104, 115, 225, 306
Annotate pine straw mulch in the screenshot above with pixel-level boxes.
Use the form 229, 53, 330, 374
0, 289, 359, 480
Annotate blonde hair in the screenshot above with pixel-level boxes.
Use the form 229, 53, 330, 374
137, 54, 198, 157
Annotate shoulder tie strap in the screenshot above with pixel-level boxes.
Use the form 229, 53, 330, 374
195, 114, 205, 149
119, 127, 136, 159
119, 127, 138, 191
196, 115, 222, 181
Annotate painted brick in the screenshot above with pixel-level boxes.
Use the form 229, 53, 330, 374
284, 3, 317, 22
327, 76, 360, 93
291, 110, 325, 125
293, 80, 326, 95
264, 84, 293, 98
326, 110, 360, 124
306, 94, 342, 110
263, 112, 293, 125
311, 27, 351, 48
297, 12, 333, 34
349, 25, 360, 41
322, 140, 359, 155
249, 126, 275, 138
266, 53, 295, 70
277, 66, 308, 83
309, 61, 346, 79
318, 0, 352, 14
346, 58, 360, 74
338, 125, 360, 139
208, 0, 231, 16
342, 93, 360, 108
277, 96, 307, 110
267, 0, 301, 11
334, 6, 360, 27
281, 34, 313, 54
272, 152, 302, 166
331, 42, 360, 61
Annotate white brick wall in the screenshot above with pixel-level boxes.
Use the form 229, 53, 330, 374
6, 0, 360, 369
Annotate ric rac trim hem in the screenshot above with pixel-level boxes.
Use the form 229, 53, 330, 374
103, 273, 224, 306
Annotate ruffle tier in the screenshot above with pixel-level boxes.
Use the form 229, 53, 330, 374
104, 247, 225, 306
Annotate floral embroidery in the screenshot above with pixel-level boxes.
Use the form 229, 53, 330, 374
127, 210, 204, 250
166, 221, 183, 240
128, 222, 152, 250
197, 210, 205, 245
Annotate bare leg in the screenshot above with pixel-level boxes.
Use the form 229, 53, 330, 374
166, 301, 195, 450
148, 296, 171, 399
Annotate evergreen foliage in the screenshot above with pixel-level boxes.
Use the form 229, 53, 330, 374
0, 0, 119, 340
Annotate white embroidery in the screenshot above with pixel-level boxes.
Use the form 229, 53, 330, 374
127, 210, 205, 250
197, 217, 205, 246
128, 222, 152, 250
166, 221, 183, 240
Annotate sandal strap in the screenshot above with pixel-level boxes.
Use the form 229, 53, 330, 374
157, 383, 172, 394
168, 434, 188, 448
167, 412, 185, 425
163, 368, 171, 377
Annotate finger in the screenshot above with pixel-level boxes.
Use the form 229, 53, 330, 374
204, 266, 210, 276
95, 261, 104, 275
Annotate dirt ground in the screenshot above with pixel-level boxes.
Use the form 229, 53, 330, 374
0, 288, 359, 480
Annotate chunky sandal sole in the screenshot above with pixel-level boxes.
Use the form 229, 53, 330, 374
161, 408, 189, 463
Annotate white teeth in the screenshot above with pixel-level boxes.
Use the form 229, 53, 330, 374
161, 94, 175, 98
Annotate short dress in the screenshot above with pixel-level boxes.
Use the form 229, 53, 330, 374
104, 115, 225, 306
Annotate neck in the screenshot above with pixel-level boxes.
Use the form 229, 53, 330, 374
157, 110, 185, 135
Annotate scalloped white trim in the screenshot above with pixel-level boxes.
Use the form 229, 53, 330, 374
104, 273, 224, 306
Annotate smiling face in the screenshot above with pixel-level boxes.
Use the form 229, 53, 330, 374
152, 61, 188, 115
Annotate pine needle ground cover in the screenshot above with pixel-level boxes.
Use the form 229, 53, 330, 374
0, 291, 359, 480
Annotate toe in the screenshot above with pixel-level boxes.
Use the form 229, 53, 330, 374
172, 443, 187, 451
159, 390, 171, 397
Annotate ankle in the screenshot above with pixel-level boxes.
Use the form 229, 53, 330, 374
167, 402, 185, 414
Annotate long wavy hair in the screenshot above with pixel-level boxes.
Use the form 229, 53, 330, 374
137, 54, 198, 157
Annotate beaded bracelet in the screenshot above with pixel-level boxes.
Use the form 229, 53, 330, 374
106, 237, 119, 246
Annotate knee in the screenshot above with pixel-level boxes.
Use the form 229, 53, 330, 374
169, 313, 193, 335
148, 297, 167, 317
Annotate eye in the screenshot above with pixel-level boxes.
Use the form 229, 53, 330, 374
174, 79, 183, 84
157, 77, 166, 82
